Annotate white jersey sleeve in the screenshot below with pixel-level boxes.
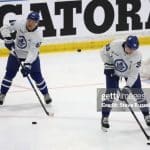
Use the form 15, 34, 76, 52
100, 43, 114, 69
126, 53, 141, 87
24, 34, 42, 64
0, 20, 18, 37
0, 25, 11, 37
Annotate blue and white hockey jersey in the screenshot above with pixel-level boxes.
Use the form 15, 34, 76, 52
100, 40, 142, 87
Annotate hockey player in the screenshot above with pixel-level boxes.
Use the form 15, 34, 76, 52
0, 12, 52, 105
100, 35, 150, 131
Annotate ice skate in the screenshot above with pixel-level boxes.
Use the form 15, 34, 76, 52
144, 115, 150, 127
0, 93, 6, 105
101, 116, 110, 132
44, 93, 52, 104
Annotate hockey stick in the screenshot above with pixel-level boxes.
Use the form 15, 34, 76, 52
120, 90, 150, 141
11, 49, 50, 116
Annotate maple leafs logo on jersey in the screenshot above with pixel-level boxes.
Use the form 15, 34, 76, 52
114, 59, 128, 72
17, 36, 27, 49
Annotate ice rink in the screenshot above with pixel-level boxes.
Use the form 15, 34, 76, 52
0, 46, 150, 150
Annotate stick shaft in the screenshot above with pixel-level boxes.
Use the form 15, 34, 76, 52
13, 50, 49, 116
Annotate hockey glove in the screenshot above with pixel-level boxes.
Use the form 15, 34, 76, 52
21, 63, 31, 77
119, 86, 131, 101
4, 37, 15, 51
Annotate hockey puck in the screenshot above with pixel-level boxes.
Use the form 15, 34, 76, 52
32, 121, 37, 125
147, 142, 150, 145
77, 49, 81, 52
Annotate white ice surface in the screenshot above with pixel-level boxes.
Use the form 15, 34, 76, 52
0, 46, 150, 150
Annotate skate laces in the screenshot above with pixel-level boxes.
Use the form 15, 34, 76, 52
145, 115, 150, 123
103, 117, 109, 124
0, 94, 5, 101
44, 93, 50, 100
0, 94, 5, 98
